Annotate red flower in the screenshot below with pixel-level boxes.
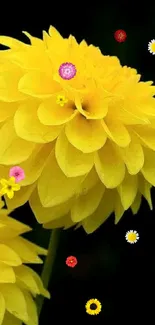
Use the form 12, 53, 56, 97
66, 256, 77, 268
114, 29, 127, 43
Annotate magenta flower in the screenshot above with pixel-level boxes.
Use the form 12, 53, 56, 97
9, 166, 25, 183
58, 62, 76, 80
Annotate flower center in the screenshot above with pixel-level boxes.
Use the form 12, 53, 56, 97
7, 185, 12, 190
59, 62, 76, 80
128, 233, 137, 241
90, 303, 97, 310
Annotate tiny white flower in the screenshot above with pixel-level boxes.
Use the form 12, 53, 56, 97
125, 230, 139, 244
148, 39, 155, 55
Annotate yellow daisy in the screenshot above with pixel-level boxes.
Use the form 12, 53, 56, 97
85, 298, 102, 315
125, 230, 139, 244
0, 177, 20, 199
148, 39, 155, 55
0, 199, 50, 325
0, 27, 155, 233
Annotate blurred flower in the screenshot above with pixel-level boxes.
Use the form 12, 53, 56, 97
9, 166, 25, 183
0, 199, 50, 325
66, 255, 77, 268
148, 39, 155, 55
125, 230, 139, 244
114, 29, 127, 42
85, 298, 102, 315
0, 177, 20, 199
0, 27, 155, 233
56, 94, 68, 107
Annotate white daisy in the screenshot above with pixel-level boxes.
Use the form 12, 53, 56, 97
125, 230, 139, 244
148, 39, 155, 54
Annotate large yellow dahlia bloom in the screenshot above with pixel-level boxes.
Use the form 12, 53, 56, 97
0, 26, 154, 233
0, 200, 49, 325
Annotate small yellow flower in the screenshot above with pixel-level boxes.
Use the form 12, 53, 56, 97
148, 39, 155, 54
0, 177, 21, 199
85, 298, 102, 315
125, 230, 139, 244
56, 94, 68, 106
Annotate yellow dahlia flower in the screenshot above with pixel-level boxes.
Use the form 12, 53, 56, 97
0, 199, 50, 325
0, 27, 155, 233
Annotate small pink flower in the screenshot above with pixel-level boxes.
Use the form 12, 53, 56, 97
59, 62, 76, 80
9, 166, 25, 183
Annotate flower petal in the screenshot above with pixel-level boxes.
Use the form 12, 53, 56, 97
15, 265, 40, 296
71, 181, 105, 222
141, 147, 155, 186
19, 143, 53, 186
0, 262, 15, 283
5, 184, 36, 211
0, 102, 17, 122
38, 96, 77, 125
116, 137, 144, 175
55, 130, 94, 177
117, 173, 138, 210
2, 311, 22, 325
131, 193, 142, 214
18, 71, 61, 98
95, 140, 125, 188
0, 292, 5, 325
23, 291, 38, 325
14, 101, 62, 143
65, 113, 107, 153
102, 116, 131, 147
132, 125, 155, 150
0, 69, 26, 102
0, 179, 8, 187
0, 284, 28, 323
82, 189, 115, 234
29, 189, 73, 224
0, 120, 35, 165
0, 244, 22, 266
114, 192, 124, 224
0, 36, 26, 49
38, 149, 85, 207
138, 174, 152, 209
6, 189, 14, 199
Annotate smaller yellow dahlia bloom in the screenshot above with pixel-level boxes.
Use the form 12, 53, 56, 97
0, 199, 50, 325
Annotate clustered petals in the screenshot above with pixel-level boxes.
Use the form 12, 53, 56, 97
0, 26, 155, 233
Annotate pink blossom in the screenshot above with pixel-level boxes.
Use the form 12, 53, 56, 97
9, 166, 25, 183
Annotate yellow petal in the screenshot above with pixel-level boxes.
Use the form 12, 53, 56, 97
76, 167, 99, 195
5, 184, 36, 211
19, 143, 53, 186
117, 137, 144, 175
75, 89, 110, 119
0, 179, 8, 186
55, 130, 94, 177
71, 181, 105, 222
0, 262, 15, 283
2, 311, 22, 325
114, 192, 125, 224
117, 173, 138, 210
18, 71, 61, 98
141, 147, 155, 186
23, 31, 44, 47
15, 265, 40, 296
131, 193, 142, 214
0, 69, 26, 102
0, 102, 17, 122
65, 113, 107, 153
23, 291, 38, 325
14, 102, 62, 143
138, 174, 152, 209
82, 189, 115, 234
0, 120, 35, 165
29, 189, 73, 224
117, 101, 150, 125
27, 268, 50, 299
0, 284, 28, 323
43, 214, 74, 230
132, 125, 155, 150
38, 96, 77, 125
0, 36, 26, 49
8, 238, 43, 264
0, 244, 22, 266
0, 292, 5, 325
38, 149, 85, 207
95, 140, 125, 188
102, 116, 131, 147
6, 189, 15, 199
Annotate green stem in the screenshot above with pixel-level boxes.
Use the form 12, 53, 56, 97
36, 229, 61, 317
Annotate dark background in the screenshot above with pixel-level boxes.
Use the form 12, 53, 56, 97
1, 1, 155, 323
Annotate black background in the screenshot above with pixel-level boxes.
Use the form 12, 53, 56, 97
1, 1, 155, 324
